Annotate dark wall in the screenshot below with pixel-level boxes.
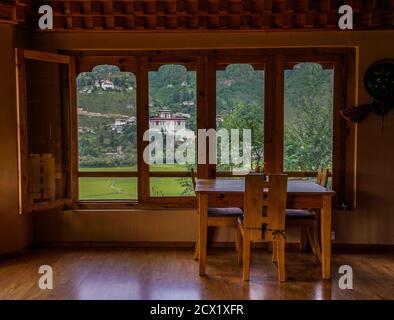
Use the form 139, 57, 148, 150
0, 25, 32, 255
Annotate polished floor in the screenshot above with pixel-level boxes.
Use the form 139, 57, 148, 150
0, 248, 393, 300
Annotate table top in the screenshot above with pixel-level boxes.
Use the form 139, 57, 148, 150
195, 179, 335, 195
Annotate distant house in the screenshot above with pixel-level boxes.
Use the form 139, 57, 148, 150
79, 86, 94, 94
181, 101, 195, 107
105, 146, 123, 158
111, 117, 136, 133
101, 80, 115, 90
94, 79, 115, 90
216, 115, 224, 127
173, 112, 191, 119
219, 79, 235, 87
149, 109, 187, 137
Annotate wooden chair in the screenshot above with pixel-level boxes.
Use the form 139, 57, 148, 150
191, 169, 243, 260
237, 174, 288, 282
286, 168, 329, 262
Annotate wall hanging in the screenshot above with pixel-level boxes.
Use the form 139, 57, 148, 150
340, 59, 394, 127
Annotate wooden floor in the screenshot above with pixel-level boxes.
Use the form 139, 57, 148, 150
0, 248, 393, 300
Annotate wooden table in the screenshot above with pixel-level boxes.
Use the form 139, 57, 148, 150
195, 179, 335, 280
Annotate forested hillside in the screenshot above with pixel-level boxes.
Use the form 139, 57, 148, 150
77, 63, 333, 171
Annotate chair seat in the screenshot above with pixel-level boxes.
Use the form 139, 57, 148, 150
286, 209, 315, 219
208, 207, 243, 217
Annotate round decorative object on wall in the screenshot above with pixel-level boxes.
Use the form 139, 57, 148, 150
340, 59, 394, 123
364, 59, 394, 101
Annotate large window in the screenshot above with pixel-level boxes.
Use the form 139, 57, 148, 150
216, 64, 264, 173
77, 65, 137, 200
148, 64, 196, 197
73, 49, 355, 207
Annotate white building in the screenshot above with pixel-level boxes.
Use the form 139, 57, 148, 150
149, 109, 187, 136
101, 80, 115, 90
111, 117, 136, 133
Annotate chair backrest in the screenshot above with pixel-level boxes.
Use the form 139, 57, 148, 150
243, 173, 288, 241
190, 168, 197, 191
316, 168, 329, 187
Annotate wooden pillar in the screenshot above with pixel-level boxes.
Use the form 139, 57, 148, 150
197, 55, 216, 179
136, 56, 150, 201
68, 57, 78, 202
265, 54, 284, 174
333, 55, 347, 207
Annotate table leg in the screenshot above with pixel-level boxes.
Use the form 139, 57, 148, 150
321, 195, 332, 279
199, 193, 208, 275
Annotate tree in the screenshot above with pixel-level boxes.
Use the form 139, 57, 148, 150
219, 103, 264, 171
284, 63, 333, 171
284, 101, 333, 171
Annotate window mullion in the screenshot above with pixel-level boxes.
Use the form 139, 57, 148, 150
265, 54, 285, 174
136, 56, 150, 202
197, 56, 216, 179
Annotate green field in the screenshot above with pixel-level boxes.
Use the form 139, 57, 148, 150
79, 164, 189, 172
79, 164, 193, 200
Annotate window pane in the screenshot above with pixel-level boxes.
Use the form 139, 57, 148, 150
284, 63, 333, 172
26, 60, 71, 201
150, 178, 194, 197
77, 65, 137, 200
216, 64, 265, 172
79, 177, 137, 200
148, 64, 196, 196
77, 65, 137, 170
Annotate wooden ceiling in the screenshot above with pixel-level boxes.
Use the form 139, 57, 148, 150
0, 1, 31, 25
1, 0, 394, 31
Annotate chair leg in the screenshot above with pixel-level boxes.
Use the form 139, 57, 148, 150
242, 231, 251, 281
272, 241, 278, 263
306, 228, 317, 256
195, 226, 213, 260
306, 224, 322, 263
300, 228, 307, 252
312, 221, 322, 262
193, 236, 199, 260
276, 238, 286, 282
235, 229, 239, 252
236, 228, 243, 265
207, 227, 215, 248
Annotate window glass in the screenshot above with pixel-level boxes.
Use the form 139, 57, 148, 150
77, 65, 137, 200
284, 63, 333, 172
148, 65, 196, 196
216, 64, 265, 172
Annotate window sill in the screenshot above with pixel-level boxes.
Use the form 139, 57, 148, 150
75, 197, 196, 210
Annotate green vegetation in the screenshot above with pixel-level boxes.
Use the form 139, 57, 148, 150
284, 63, 333, 171
79, 177, 194, 200
79, 164, 192, 200
79, 177, 138, 200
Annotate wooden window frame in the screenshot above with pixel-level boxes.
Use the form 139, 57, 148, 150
281, 55, 354, 209
215, 56, 267, 177
145, 59, 197, 202
67, 48, 356, 210
15, 49, 77, 214
76, 56, 139, 202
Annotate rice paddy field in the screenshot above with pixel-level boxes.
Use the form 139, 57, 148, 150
78, 164, 194, 200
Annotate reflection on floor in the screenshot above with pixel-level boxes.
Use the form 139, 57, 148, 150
0, 248, 393, 300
